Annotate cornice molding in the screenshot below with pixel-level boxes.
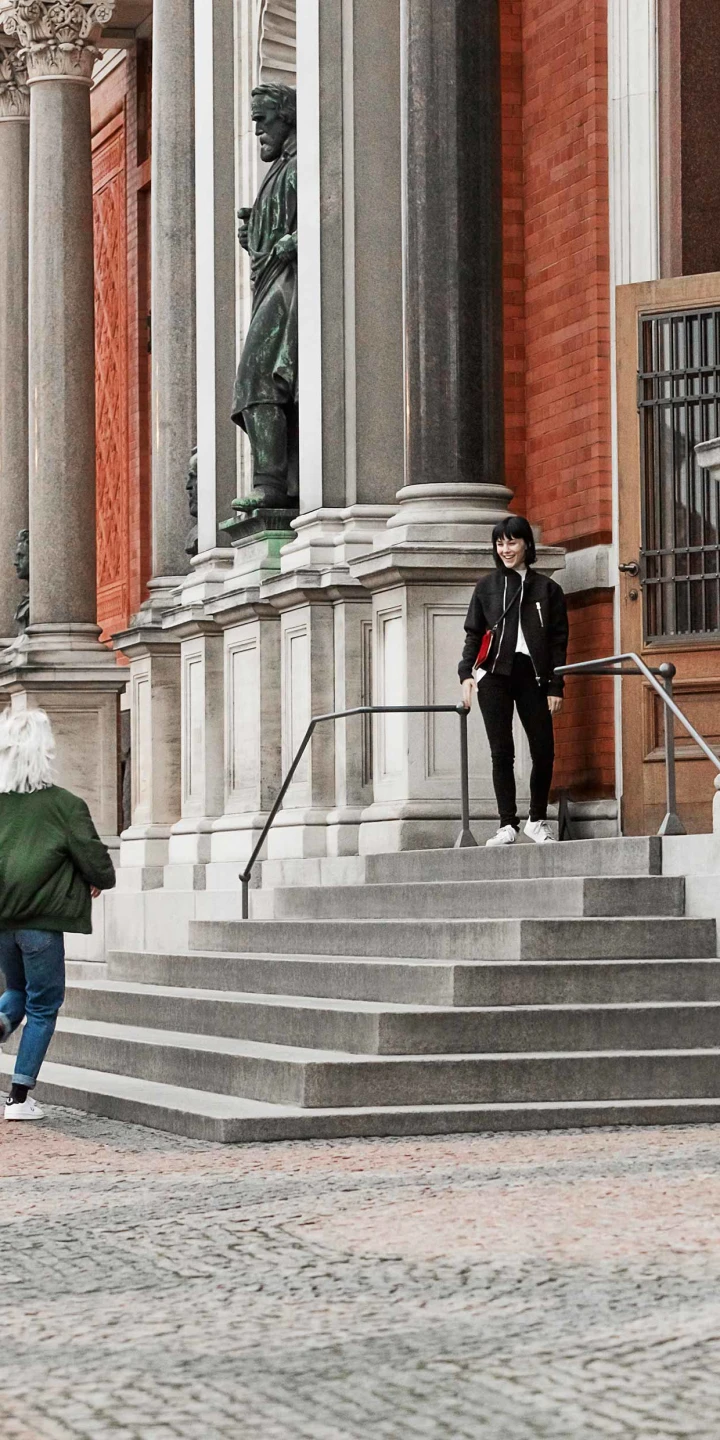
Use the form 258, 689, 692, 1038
0, 2, 115, 84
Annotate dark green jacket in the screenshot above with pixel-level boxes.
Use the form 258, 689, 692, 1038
0, 785, 116, 935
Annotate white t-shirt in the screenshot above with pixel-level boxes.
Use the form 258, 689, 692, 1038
515, 568, 529, 655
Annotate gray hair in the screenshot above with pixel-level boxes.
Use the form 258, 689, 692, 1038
251, 84, 296, 126
0, 708, 55, 794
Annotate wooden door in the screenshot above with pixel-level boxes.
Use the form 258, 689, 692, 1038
617, 274, 720, 833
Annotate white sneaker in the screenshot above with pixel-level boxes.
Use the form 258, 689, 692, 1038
486, 824, 518, 848
524, 818, 556, 845
4, 1097, 44, 1121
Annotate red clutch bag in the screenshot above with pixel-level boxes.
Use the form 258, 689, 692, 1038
473, 585, 522, 672
475, 630, 495, 668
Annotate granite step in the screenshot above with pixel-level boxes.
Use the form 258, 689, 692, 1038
107, 951, 720, 1007
10, 1016, 720, 1108
260, 836, 663, 890
61, 979, 720, 1057
6, 1052, 720, 1145
190, 916, 716, 963
251, 875, 685, 921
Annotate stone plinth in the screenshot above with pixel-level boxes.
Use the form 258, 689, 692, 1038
351, 491, 565, 851
161, 607, 225, 887
113, 626, 181, 875
0, 626, 125, 840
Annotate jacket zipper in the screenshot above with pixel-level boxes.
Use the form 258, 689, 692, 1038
527, 582, 541, 685
492, 576, 508, 672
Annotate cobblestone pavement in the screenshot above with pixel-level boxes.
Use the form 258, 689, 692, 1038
3, 1113, 720, 1438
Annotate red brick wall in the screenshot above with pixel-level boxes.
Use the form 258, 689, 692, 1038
520, 0, 612, 549
553, 591, 616, 798
499, 0, 615, 799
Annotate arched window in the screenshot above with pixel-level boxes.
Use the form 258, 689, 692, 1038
258, 0, 296, 87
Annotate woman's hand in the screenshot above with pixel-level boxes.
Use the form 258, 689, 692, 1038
547, 695, 563, 716
461, 677, 476, 710
90, 886, 101, 899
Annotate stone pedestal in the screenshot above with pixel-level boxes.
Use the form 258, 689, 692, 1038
199, 523, 292, 883
0, 627, 124, 840
351, 491, 565, 851
162, 610, 225, 888
113, 627, 181, 876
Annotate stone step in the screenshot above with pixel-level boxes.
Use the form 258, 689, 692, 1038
65, 960, 109, 983
7, 1052, 720, 1145
6, 1051, 720, 1145
107, 951, 720, 1006
251, 875, 685, 921
61, 979, 720, 1057
10, 1016, 720, 1108
190, 916, 716, 962
260, 836, 662, 890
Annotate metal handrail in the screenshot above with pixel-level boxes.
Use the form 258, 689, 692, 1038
555, 651, 720, 837
239, 703, 475, 918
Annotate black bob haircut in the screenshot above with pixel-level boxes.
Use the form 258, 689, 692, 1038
491, 514, 537, 569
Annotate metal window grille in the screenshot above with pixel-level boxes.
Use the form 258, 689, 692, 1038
638, 306, 720, 641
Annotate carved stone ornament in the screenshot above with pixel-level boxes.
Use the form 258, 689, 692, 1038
1, 1, 116, 83
0, 36, 29, 116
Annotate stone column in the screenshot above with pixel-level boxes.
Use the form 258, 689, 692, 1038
150, 0, 196, 595
1, 1, 108, 627
0, 36, 28, 642
403, 0, 505, 495
351, 0, 565, 852
0, 2, 125, 841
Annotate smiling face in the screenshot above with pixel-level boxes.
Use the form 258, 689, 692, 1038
253, 101, 290, 163
496, 533, 527, 570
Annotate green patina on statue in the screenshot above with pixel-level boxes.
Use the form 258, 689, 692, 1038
232, 83, 298, 510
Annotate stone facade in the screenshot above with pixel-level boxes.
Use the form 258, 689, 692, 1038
12, 0, 720, 953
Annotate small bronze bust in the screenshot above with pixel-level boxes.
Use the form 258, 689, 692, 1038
185, 448, 198, 558
13, 528, 29, 634
231, 83, 298, 510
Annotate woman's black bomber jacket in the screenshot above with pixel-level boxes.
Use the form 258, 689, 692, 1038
458, 568, 569, 697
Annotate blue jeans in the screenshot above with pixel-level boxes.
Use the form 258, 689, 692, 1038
0, 930, 65, 1088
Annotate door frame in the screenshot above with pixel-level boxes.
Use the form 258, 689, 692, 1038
616, 271, 720, 833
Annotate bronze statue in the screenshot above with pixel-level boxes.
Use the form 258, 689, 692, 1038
231, 83, 298, 509
185, 448, 198, 558
13, 528, 28, 634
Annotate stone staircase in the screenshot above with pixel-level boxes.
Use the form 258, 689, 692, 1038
3, 837, 720, 1141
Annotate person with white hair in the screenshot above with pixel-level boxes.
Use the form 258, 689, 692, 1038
0, 709, 116, 1120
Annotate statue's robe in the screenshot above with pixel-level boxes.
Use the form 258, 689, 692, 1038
232, 136, 298, 425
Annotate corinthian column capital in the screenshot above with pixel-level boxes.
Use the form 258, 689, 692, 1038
0, 35, 29, 116
0, 1, 116, 84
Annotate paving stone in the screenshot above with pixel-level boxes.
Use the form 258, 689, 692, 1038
3, 1107, 720, 1437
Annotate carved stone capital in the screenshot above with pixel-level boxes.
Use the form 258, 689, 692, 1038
0, 2, 116, 84
0, 35, 29, 115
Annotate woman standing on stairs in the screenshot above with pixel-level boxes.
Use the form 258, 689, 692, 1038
459, 515, 569, 848
0, 709, 116, 1121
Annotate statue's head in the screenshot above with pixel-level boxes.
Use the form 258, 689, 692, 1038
251, 84, 296, 163
186, 449, 198, 520
14, 528, 29, 582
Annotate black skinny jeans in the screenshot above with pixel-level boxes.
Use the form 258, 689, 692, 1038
476, 653, 555, 828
